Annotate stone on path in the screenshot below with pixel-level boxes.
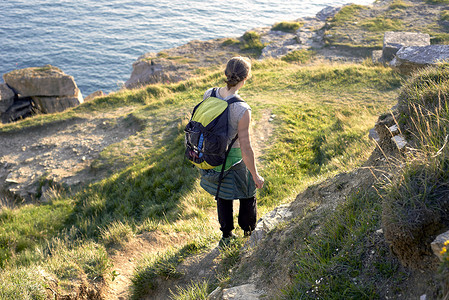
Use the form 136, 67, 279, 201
382, 31, 430, 62
390, 45, 449, 74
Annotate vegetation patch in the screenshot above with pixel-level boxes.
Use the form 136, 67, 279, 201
272, 21, 304, 33
426, 0, 449, 4
131, 239, 210, 299
329, 4, 367, 28
281, 49, 316, 64
240, 31, 265, 56
222, 38, 240, 46
282, 190, 403, 299
389, 0, 412, 10
382, 64, 449, 269
441, 10, 449, 21
360, 17, 404, 32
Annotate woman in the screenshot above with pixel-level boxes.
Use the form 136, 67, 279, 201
200, 57, 264, 247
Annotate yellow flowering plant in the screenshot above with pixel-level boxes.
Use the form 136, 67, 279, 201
440, 239, 449, 298
441, 240, 449, 259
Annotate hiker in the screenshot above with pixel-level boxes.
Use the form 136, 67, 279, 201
199, 56, 264, 247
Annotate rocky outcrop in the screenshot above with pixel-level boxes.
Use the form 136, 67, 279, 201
260, 17, 326, 59
382, 31, 430, 62
390, 45, 449, 74
125, 6, 340, 89
1, 65, 83, 122
125, 54, 193, 89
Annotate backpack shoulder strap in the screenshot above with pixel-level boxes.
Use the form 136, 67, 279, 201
210, 87, 218, 98
226, 95, 244, 105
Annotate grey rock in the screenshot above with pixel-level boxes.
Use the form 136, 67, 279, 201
32, 88, 83, 114
222, 284, 265, 300
84, 90, 104, 102
3, 65, 79, 97
246, 204, 292, 248
0, 83, 15, 113
382, 32, 430, 62
316, 6, 341, 21
369, 128, 380, 142
391, 135, 407, 150
125, 56, 187, 89
390, 45, 449, 74
1, 98, 36, 124
372, 50, 383, 64
431, 230, 449, 262
207, 287, 223, 300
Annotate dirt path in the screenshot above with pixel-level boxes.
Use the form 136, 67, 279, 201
102, 109, 275, 299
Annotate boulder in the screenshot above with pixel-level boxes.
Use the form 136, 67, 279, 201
222, 284, 265, 300
0, 83, 15, 113
125, 56, 189, 89
382, 32, 430, 62
316, 6, 341, 21
84, 90, 104, 102
3, 65, 79, 97
246, 204, 292, 248
431, 230, 449, 262
390, 45, 449, 74
32, 88, 83, 114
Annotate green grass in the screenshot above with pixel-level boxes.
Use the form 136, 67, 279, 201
272, 21, 304, 33
329, 4, 367, 28
131, 238, 211, 299
0, 59, 402, 297
282, 190, 403, 299
426, 0, 449, 3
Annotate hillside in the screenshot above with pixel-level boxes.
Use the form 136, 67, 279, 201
1, 0, 449, 299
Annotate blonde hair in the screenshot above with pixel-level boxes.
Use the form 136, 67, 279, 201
224, 57, 252, 89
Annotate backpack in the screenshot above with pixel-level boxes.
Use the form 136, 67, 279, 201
184, 88, 243, 170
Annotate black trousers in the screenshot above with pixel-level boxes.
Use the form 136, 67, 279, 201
217, 197, 257, 238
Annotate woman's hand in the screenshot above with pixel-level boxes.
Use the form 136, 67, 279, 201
253, 173, 264, 189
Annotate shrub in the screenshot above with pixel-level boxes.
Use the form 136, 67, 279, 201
272, 21, 303, 33
241, 31, 265, 55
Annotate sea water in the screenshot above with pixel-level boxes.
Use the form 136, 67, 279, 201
0, 0, 373, 96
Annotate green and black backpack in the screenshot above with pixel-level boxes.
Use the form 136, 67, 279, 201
184, 88, 243, 170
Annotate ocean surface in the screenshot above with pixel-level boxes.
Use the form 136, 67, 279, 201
0, 0, 373, 96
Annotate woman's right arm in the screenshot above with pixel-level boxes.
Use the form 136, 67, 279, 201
237, 110, 264, 189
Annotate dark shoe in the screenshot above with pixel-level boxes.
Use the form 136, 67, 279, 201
218, 233, 237, 248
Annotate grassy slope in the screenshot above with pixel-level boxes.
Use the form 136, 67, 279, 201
0, 59, 402, 298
